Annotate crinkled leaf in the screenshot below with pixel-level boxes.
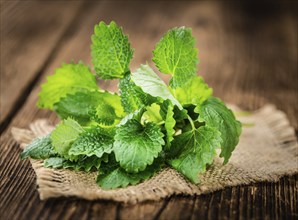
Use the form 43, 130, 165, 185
69, 127, 115, 158
54, 90, 102, 125
160, 100, 188, 122
97, 155, 164, 189
172, 76, 212, 106
94, 103, 118, 125
119, 72, 155, 113
44, 157, 65, 168
131, 64, 182, 109
91, 21, 133, 79
63, 155, 105, 172
169, 126, 222, 183
89, 91, 125, 126
117, 108, 145, 127
54, 90, 124, 126
152, 27, 198, 88
164, 103, 176, 148
20, 135, 56, 160
50, 118, 84, 158
114, 119, 164, 172
44, 155, 106, 172
195, 97, 242, 164
143, 103, 163, 123
159, 100, 176, 148
38, 63, 98, 109
96, 91, 125, 120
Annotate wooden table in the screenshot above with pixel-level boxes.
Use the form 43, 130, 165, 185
1, 1, 297, 219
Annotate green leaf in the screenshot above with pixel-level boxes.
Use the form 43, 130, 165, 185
183, 104, 199, 121
97, 155, 164, 189
131, 64, 182, 109
63, 155, 104, 172
114, 119, 164, 173
44, 155, 105, 172
95, 92, 125, 123
172, 76, 212, 106
91, 21, 134, 79
164, 103, 176, 148
143, 103, 163, 123
152, 27, 198, 88
117, 108, 145, 127
69, 127, 115, 158
119, 72, 155, 113
160, 100, 188, 122
44, 157, 65, 168
169, 126, 222, 183
54, 90, 124, 126
38, 63, 98, 109
195, 97, 242, 164
50, 118, 84, 158
54, 90, 102, 125
94, 104, 118, 126
92, 96, 125, 126
20, 135, 56, 160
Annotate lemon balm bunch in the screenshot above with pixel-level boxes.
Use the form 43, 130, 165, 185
21, 21, 241, 189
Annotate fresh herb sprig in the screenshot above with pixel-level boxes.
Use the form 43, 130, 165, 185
21, 21, 241, 189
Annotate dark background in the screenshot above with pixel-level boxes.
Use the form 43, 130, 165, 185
1, 1, 297, 219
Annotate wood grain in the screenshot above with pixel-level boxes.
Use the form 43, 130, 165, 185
0, 1, 83, 127
0, 1, 297, 220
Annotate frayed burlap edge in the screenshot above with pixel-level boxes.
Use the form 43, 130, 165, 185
11, 105, 298, 204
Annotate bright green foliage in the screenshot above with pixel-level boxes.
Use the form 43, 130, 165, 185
22, 21, 242, 190
91, 21, 133, 79
173, 76, 213, 106
97, 167, 148, 189
143, 103, 163, 123
119, 73, 154, 113
97, 92, 125, 120
44, 155, 105, 172
119, 73, 139, 113
117, 108, 145, 127
131, 65, 182, 109
54, 90, 101, 124
51, 118, 84, 158
94, 104, 118, 125
114, 119, 164, 172
97, 155, 164, 189
20, 135, 56, 159
159, 101, 176, 148
38, 63, 98, 109
196, 97, 242, 164
164, 104, 176, 148
169, 126, 222, 183
54, 90, 124, 126
62, 156, 103, 171
160, 100, 188, 122
152, 27, 198, 88
69, 127, 115, 158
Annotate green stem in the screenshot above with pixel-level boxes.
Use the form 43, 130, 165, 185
187, 115, 195, 131
157, 121, 165, 126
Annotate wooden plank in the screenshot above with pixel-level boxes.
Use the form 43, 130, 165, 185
0, 1, 83, 126
0, 1, 297, 220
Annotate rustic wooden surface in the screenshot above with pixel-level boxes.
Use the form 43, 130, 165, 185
0, 1, 297, 219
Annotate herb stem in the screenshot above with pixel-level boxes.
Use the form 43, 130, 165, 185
157, 121, 165, 126
187, 115, 195, 131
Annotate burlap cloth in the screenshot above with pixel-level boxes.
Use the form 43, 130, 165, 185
11, 105, 298, 204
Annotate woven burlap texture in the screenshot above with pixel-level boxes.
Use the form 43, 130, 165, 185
11, 105, 298, 204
